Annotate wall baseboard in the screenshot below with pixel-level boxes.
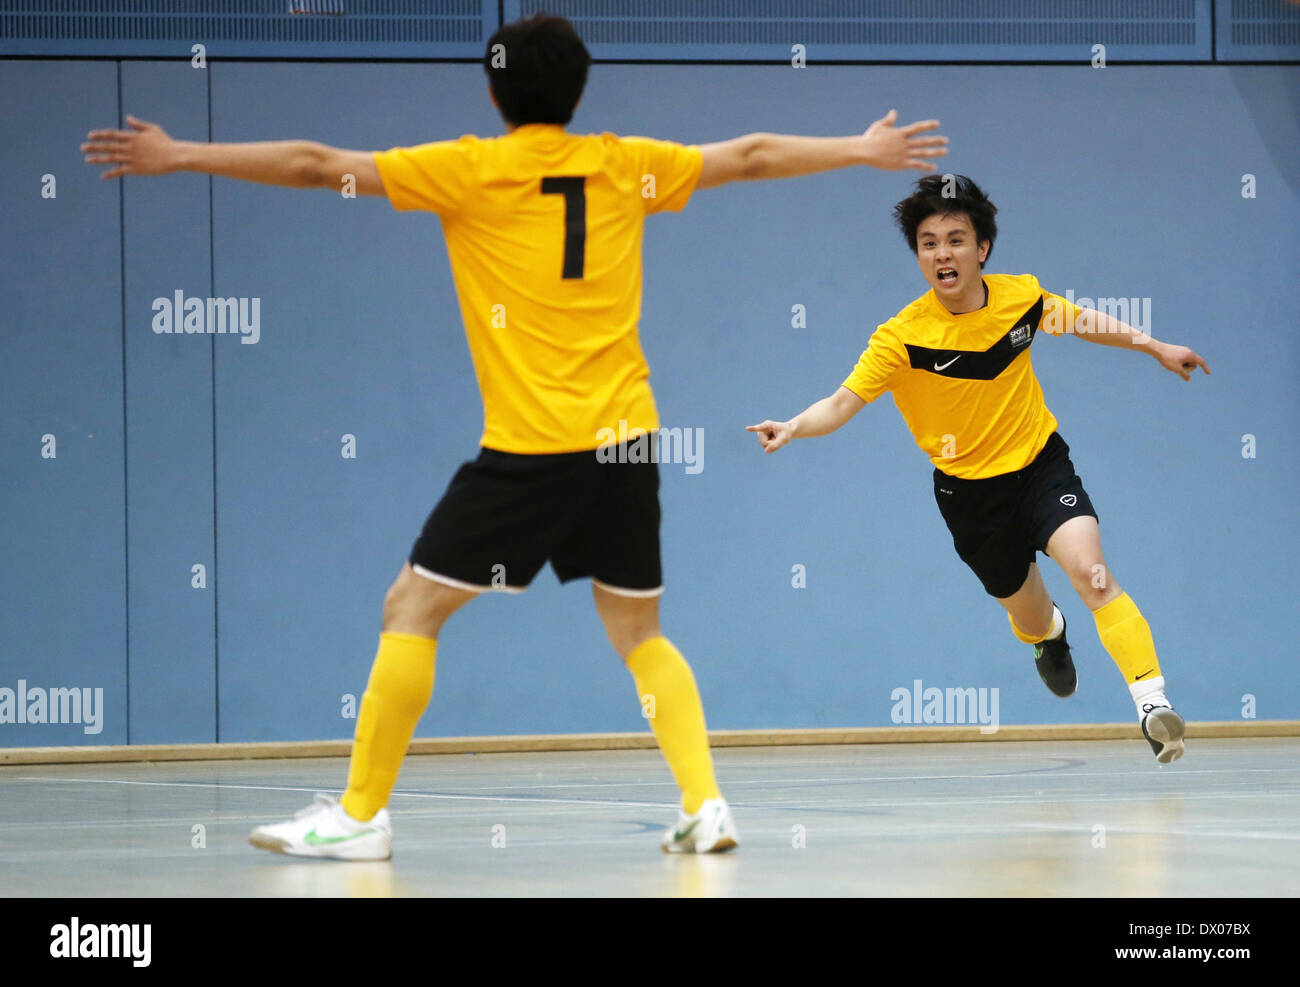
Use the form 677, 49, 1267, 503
2, 720, 1297, 766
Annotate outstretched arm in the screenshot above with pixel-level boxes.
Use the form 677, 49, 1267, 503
747, 386, 866, 453
82, 115, 384, 194
697, 109, 946, 190
1068, 306, 1211, 382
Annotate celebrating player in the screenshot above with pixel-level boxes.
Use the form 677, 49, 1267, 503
83, 14, 948, 857
748, 174, 1208, 763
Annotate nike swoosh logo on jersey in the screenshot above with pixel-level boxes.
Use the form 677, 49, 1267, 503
905, 296, 1046, 380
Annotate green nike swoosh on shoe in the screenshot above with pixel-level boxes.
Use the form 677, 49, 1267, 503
670, 818, 700, 842
303, 827, 374, 846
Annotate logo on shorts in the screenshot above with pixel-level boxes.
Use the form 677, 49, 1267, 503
1060, 494, 1078, 507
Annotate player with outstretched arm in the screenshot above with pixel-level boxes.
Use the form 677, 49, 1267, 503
748, 174, 1209, 763
83, 14, 948, 858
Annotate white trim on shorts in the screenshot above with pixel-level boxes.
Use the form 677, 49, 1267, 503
411, 563, 527, 595
591, 577, 664, 599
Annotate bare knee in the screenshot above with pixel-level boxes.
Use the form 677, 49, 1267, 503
382, 565, 476, 637
602, 604, 662, 659
1067, 560, 1121, 610
607, 619, 662, 660
592, 585, 662, 659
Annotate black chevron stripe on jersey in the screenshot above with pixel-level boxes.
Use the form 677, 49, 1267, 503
904, 296, 1045, 380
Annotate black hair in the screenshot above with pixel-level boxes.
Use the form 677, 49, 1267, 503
892, 174, 998, 267
484, 14, 591, 126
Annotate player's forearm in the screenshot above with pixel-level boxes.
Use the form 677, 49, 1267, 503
172, 139, 328, 188
1072, 307, 1160, 356
736, 133, 872, 181
790, 393, 855, 438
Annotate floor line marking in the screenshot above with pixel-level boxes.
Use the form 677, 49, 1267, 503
10, 776, 1300, 814
9, 777, 672, 809
9, 764, 1300, 791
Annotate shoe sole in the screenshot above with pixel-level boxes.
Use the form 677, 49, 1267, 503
1045, 675, 1077, 699
248, 831, 392, 861
1144, 708, 1186, 764
662, 836, 738, 855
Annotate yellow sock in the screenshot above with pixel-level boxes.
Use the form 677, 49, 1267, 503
1009, 613, 1046, 644
1092, 593, 1162, 684
340, 632, 437, 822
626, 637, 722, 815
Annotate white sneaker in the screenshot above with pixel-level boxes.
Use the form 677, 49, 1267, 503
249, 794, 392, 861
662, 798, 738, 854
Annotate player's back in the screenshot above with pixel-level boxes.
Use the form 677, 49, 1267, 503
374, 125, 702, 454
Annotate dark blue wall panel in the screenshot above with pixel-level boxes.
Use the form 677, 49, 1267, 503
0, 62, 127, 745
0, 1, 495, 59
25, 1, 1300, 63
120, 61, 218, 744
1217, 0, 1300, 61
510, 0, 1216, 62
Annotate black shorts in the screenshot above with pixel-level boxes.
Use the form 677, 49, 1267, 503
933, 432, 1097, 599
409, 446, 662, 596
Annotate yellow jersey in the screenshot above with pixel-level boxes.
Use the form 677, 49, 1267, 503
842, 274, 1083, 479
374, 125, 702, 453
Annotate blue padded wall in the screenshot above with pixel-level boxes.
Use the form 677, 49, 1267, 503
0, 62, 128, 745
1, 57, 1297, 746
120, 61, 219, 744
206, 63, 510, 741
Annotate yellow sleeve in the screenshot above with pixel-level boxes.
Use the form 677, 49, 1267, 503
841, 323, 907, 403
373, 136, 479, 216
1034, 272, 1084, 336
619, 136, 703, 214
1041, 291, 1085, 337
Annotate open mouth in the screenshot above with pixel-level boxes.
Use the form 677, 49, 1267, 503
937, 268, 958, 285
